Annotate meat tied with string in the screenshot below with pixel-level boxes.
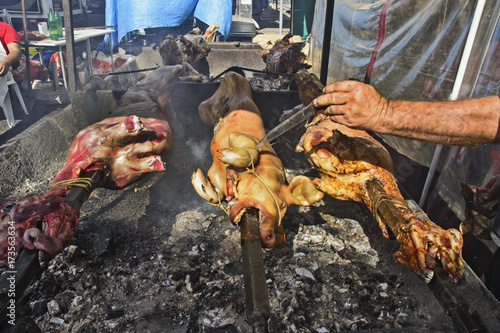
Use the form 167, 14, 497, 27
294, 71, 464, 282
0, 65, 190, 267
192, 72, 323, 248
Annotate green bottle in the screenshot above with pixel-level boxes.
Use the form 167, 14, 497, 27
54, 10, 63, 38
48, 9, 59, 41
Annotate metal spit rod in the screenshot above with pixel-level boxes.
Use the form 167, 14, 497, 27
366, 179, 487, 332
240, 208, 271, 332
0, 170, 103, 325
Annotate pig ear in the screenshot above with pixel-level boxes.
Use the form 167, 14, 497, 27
286, 175, 324, 206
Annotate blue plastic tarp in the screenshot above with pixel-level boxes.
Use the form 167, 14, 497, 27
100, 0, 232, 49
194, 0, 232, 39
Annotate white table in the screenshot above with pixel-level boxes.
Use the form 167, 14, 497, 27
28, 29, 115, 89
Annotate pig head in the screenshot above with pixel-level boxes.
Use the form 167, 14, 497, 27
193, 72, 323, 248
52, 115, 173, 190
0, 187, 78, 266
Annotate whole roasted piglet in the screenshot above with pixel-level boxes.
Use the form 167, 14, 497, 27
192, 72, 323, 248
294, 71, 464, 282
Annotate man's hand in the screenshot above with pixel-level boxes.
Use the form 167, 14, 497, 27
312, 80, 389, 132
0, 60, 10, 76
0, 42, 22, 76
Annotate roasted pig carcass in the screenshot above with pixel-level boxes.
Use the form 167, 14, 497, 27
193, 72, 323, 248
294, 71, 464, 282
261, 32, 309, 75
159, 30, 210, 75
0, 66, 182, 266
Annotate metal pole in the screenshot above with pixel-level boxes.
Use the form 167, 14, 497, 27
21, 0, 31, 91
279, 0, 283, 35
240, 208, 270, 332
62, 0, 77, 94
320, 0, 335, 86
419, 0, 487, 208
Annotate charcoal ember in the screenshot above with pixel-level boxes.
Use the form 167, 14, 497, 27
90, 228, 114, 256
70, 319, 93, 333
47, 299, 61, 316
117, 281, 132, 295
30, 299, 49, 317
105, 308, 125, 320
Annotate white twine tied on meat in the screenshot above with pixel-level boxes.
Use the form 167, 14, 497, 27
47, 177, 95, 194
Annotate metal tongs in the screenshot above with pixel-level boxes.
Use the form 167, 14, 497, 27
254, 103, 319, 151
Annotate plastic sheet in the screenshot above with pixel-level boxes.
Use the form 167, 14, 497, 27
308, 0, 329, 76
434, 12, 500, 224
308, 0, 500, 241
104, 0, 197, 45
100, 0, 233, 49
194, 0, 233, 38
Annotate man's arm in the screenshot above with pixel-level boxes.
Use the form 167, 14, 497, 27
0, 41, 21, 76
312, 80, 500, 145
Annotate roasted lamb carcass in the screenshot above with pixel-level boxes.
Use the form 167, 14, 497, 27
192, 72, 323, 248
294, 71, 464, 282
0, 66, 184, 266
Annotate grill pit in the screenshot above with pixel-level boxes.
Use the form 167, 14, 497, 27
0, 61, 499, 332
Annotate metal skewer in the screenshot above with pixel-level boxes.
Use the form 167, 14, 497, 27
240, 208, 271, 332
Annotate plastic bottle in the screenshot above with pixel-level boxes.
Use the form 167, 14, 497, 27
48, 9, 59, 41
2, 9, 12, 26
54, 10, 63, 38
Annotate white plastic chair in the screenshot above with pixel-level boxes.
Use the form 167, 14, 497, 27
1, 72, 28, 128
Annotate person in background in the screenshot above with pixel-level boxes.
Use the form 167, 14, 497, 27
0, 21, 22, 76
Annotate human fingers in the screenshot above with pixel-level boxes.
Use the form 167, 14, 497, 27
323, 80, 362, 94
0, 64, 7, 76
312, 91, 350, 109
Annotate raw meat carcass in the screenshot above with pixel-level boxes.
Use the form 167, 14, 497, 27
193, 72, 323, 248
0, 187, 78, 266
294, 71, 464, 282
55, 65, 181, 189
0, 65, 182, 266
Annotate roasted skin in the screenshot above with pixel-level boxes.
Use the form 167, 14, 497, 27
294, 69, 323, 106
193, 72, 323, 248
52, 115, 173, 190
295, 72, 464, 282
